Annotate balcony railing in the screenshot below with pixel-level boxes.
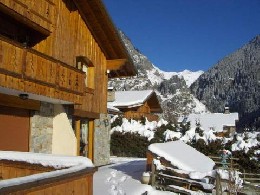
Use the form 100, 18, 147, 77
0, 151, 97, 195
0, 36, 85, 104
124, 111, 159, 122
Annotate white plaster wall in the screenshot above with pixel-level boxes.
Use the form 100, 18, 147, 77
52, 104, 77, 156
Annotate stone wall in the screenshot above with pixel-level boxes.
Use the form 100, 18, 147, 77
94, 113, 111, 166
30, 102, 54, 153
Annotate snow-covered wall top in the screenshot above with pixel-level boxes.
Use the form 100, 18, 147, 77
148, 140, 215, 172
0, 151, 94, 189
0, 151, 94, 169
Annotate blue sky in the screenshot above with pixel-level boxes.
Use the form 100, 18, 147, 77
102, 0, 260, 72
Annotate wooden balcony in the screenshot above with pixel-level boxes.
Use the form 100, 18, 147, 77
0, 0, 55, 34
0, 151, 97, 195
0, 36, 85, 104
124, 111, 159, 122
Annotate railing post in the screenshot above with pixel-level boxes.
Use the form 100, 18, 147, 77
151, 160, 156, 187
75, 119, 81, 156
22, 48, 27, 79
216, 172, 222, 195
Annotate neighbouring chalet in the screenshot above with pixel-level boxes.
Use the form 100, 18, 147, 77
107, 90, 162, 121
178, 107, 239, 137
0, 0, 136, 172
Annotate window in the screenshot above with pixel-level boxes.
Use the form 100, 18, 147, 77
0, 12, 47, 47
80, 119, 89, 156
76, 56, 95, 89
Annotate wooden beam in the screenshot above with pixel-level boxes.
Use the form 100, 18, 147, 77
75, 119, 81, 156
106, 59, 127, 70
76, 56, 94, 68
0, 93, 40, 110
73, 109, 100, 119
87, 120, 94, 162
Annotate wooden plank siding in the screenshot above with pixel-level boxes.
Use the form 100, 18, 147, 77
123, 102, 160, 121
124, 111, 159, 122
0, 0, 136, 117
0, 160, 96, 195
0, 160, 55, 180
32, 0, 108, 115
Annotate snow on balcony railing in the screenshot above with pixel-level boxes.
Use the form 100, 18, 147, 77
0, 151, 95, 193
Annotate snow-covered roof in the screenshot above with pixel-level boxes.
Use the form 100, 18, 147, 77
108, 86, 114, 90
180, 112, 239, 132
148, 140, 215, 173
107, 104, 122, 114
108, 90, 156, 108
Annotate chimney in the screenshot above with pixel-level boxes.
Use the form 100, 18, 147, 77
224, 106, 230, 114
107, 87, 115, 102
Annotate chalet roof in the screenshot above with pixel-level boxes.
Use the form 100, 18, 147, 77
179, 112, 239, 132
107, 90, 162, 113
72, 0, 137, 77
148, 140, 215, 172
107, 104, 122, 114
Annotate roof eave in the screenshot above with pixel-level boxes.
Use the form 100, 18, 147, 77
72, 0, 137, 77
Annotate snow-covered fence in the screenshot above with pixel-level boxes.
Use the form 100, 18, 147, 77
241, 172, 260, 195
241, 172, 260, 184
208, 156, 240, 170
209, 155, 260, 186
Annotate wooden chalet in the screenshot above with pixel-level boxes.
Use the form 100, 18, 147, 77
107, 90, 162, 121
147, 141, 216, 194
0, 0, 136, 194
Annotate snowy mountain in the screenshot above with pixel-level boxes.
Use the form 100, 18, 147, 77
109, 31, 207, 121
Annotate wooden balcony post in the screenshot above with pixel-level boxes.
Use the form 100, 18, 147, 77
87, 120, 94, 162
75, 119, 81, 156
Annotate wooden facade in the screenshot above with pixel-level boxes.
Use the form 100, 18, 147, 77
0, 0, 135, 117
123, 101, 161, 121
0, 0, 136, 156
0, 0, 136, 193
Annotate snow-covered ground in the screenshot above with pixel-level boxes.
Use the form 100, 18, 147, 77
93, 157, 177, 195
104, 117, 259, 194
111, 116, 260, 155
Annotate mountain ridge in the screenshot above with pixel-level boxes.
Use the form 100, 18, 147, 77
190, 34, 260, 130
